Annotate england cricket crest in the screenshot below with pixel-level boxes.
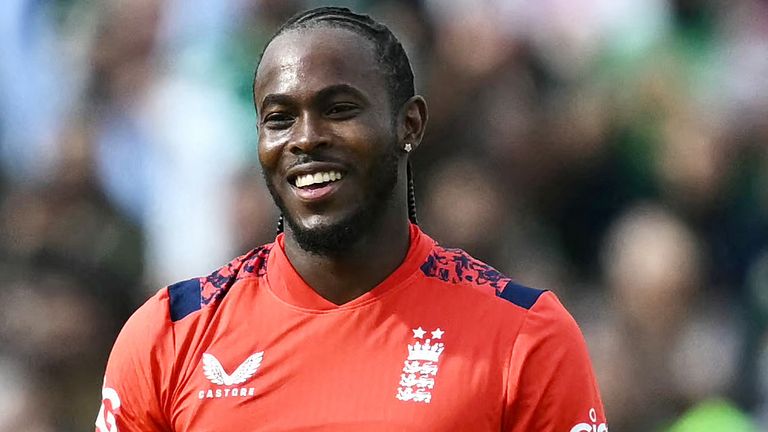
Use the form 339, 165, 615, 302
395, 327, 445, 404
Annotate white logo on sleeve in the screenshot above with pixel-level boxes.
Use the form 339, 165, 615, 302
570, 408, 608, 432
198, 352, 264, 400
95, 381, 121, 432
396, 327, 445, 404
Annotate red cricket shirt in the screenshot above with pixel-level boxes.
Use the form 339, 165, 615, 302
96, 224, 607, 431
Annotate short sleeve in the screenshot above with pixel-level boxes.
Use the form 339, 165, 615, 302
503, 291, 608, 431
95, 289, 174, 432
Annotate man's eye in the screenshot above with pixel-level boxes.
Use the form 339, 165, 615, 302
326, 104, 359, 118
263, 113, 294, 128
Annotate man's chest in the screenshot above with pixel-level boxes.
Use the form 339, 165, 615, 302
167, 298, 508, 431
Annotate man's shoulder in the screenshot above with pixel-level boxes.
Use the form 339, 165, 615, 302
163, 244, 274, 322
103, 244, 275, 384
419, 243, 547, 311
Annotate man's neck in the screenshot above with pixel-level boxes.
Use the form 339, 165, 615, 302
283, 217, 411, 305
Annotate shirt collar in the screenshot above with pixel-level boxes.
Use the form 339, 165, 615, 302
265, 223, 434, 311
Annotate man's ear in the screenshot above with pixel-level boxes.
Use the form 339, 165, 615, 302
397, 95, 428, 152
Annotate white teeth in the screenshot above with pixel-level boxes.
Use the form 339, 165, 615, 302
294, 171, 344, 188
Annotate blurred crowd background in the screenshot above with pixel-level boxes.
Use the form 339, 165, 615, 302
1, 0, 767, 430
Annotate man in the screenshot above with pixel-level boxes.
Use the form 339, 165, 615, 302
96, 7, 607, 431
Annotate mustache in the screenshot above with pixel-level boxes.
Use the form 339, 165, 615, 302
286, 153, 346, 170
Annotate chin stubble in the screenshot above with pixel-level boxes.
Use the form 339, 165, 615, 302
263, 142, 400, 256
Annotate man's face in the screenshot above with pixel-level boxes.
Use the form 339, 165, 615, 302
254, 27, 402, 254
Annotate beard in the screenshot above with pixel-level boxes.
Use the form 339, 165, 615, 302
264, 141, 400, 256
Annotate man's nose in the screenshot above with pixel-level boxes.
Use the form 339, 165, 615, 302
288, 113, 329, 154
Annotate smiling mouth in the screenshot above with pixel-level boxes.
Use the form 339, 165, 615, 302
292, 170, 345, 189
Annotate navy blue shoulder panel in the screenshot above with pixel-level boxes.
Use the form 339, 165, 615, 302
167, 245, 273, 322
497, 281, 546, 310
168, 278, 202, 322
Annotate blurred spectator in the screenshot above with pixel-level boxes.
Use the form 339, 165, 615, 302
597, 203, 704, 430
421, 158, 508, 259
87, 0, 254, 286
0, 0, 74, 183
0, 356, 52, 432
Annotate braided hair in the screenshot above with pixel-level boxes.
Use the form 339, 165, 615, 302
259, 7, 420, 234
258, 6, 414, 113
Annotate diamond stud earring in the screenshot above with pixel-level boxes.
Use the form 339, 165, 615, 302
404, 143, 412, 153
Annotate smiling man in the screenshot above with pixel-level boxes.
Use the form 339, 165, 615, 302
96, 7, 606, 432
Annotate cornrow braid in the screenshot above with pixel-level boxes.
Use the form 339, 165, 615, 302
256, 6, 415, 114
276, 214, 284, 235
407, 162, 418, 225
264, 6, 419, 234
